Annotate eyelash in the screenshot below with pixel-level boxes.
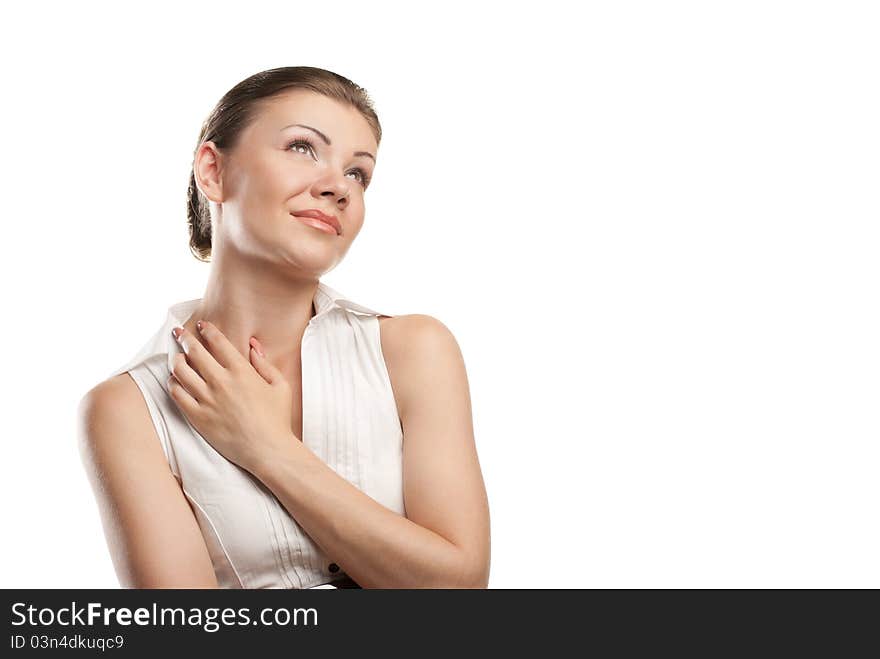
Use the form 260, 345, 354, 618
286, 138, 371, 188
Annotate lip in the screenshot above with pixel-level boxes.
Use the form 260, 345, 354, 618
290, 209, 342, 235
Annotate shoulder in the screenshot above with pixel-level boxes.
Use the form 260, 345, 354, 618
77, 373, 160, 459
377, 313, 462, 363
78, 374, 144, 430
377, 314, 467, 417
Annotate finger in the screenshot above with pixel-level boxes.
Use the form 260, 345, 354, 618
249, 338, 282, 385
197, 320, 248, 371
173, 326, 224, 385
250, 335, 266, 357
167, 373, 200, 414
170, 352, 211, 403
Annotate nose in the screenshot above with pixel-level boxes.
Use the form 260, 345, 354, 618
314, 171, 350, 207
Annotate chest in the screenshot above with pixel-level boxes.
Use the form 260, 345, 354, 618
164, 312, 406, 587
285, 314, 395, 445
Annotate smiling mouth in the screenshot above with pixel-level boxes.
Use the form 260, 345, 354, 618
290, 213, 339, 236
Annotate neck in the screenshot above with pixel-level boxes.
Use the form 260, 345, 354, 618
181, 247, 320, 374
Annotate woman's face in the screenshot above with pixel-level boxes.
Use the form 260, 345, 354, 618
198, 89, 378, 276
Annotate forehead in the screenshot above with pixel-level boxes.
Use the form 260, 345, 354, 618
253, 89, 377, 149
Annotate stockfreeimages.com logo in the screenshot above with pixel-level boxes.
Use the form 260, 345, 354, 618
11, 602, 318, 633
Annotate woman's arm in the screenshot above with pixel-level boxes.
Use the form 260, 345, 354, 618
251, 314, 491, 589
77, 375, 219, 588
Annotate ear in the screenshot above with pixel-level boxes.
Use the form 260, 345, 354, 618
194, 141, 225, 204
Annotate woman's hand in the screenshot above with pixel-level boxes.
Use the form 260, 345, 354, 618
167, 320, 299, 474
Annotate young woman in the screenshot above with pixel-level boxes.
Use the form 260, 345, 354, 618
77, 66, 490, 589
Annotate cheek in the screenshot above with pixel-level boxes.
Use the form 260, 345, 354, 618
344, 204, 366, 234
247, 157, 311, 197
345, 218, 366, 245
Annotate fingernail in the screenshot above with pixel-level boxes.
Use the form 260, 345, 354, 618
196, 320, 204, 332
172, 327, 182, 340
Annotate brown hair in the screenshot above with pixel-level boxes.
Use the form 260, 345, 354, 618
186, 66, 382, 262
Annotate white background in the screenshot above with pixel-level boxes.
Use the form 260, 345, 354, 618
1, 1, 877, 588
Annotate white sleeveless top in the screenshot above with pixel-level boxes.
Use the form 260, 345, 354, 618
106, 281, 405, 589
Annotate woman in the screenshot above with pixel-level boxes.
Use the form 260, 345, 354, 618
77, 66, 491, 589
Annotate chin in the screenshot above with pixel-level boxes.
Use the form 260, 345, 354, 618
278, 243, 344, 275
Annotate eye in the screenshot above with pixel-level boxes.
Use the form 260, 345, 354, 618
286, 138, 372, 189
287, 138, 316, 157
348, 168, 371, 189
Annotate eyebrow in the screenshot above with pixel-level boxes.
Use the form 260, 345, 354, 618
280, 123, 375, 162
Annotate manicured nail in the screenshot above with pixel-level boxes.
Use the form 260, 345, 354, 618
196, 320, 204, 332
172, 327, 182, 340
